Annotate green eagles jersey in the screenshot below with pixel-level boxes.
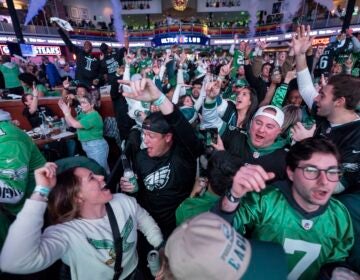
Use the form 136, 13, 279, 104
176, 191, 219, 226
77, 111, 104, 142
231, 49, 245, 78
0, 121, 46, 247
233, 183, 354, 280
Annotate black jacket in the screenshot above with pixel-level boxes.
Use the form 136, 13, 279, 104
315, 118, 360, 194
222, 126, 288, 182
134, 108, 203, 237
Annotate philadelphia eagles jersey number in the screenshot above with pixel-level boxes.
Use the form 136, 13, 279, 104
284, 238, 321, 280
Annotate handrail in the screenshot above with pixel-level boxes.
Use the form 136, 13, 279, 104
0, 16, 355, 41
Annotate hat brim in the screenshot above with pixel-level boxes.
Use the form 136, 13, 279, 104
55, 156, 106, 177
242, 239, 287, 280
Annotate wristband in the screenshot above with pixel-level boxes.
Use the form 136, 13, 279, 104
33, 95, 38, 98
33, 185, 51, 200
65, 112, 71, 117
225, 189, 241, 203
153, 94, 166, 106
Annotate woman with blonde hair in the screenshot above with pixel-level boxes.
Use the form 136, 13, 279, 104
59, 92, 109, 174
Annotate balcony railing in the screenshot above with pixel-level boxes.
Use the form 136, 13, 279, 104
0, 14, 359, 42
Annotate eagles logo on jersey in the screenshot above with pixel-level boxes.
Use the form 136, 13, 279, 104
144, 164, 171, 191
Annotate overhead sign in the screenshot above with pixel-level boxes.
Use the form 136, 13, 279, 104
34, 46, 61, 56
312, 37, 330, 46
152, 33, 209, 46
0, 45, 62, 56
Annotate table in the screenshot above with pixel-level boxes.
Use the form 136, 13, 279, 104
32, 131, 76, 147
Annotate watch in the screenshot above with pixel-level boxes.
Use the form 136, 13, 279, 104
225, 189, 241, 203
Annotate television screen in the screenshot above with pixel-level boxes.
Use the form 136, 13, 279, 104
20, 44, 36, 57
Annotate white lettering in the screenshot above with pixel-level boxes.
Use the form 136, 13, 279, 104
34, 46, 61, 56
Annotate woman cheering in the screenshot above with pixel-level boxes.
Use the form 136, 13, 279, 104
58, 93, 110, 174
0, 162, 163, 279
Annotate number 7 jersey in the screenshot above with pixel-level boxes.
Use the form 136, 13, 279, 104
233, 181, 354, 280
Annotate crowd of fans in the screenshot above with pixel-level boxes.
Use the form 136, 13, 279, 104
0, 21, 360, 280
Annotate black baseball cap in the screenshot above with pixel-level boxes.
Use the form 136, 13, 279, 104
142, 112, 171, 134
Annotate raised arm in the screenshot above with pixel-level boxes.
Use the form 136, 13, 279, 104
290, 25, 318, 109
57, 28, 79, 54
0, 164, 68, 274
120, 78, 203, 157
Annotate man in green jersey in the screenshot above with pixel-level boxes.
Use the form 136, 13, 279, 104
214, 138, 356, 279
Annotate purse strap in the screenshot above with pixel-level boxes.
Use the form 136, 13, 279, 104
105, 203, 123, 280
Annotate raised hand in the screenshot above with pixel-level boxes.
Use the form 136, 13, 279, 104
259, 40, 270, 50
244, 43, 252, 58
231, 164, 275, 198
284, 70, 296, 84
34, 162, 58, 189
63, 77, 70, 89
219, 58, 233, 77
205, 80, 221, 99
289, 25, 314, 56
291, 122, 316, 142
32, 82, 38, 97
58, 98, 71, 115
118, 78, 162, 102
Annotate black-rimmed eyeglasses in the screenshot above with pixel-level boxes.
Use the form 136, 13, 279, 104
296, 166, 342, 182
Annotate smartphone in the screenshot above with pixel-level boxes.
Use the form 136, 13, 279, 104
204, 128, 218, 146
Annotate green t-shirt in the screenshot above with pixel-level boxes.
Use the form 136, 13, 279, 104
77, 110, 104, 142
176, 191, 219, 226
23, 84, 49, 96
0, 63, 21, 89
233, 185, 354, 280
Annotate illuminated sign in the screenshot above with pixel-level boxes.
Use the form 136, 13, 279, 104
152, 34, 209, 46
34, 46, 61, 55
312, 37, 330, 46
0, 45, 62, 56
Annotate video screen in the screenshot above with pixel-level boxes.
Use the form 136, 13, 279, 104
20, 44, 36, 57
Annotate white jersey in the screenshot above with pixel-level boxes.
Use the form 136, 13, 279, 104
0, 194, 163, 280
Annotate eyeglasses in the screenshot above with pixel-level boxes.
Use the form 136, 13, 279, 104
296, 166, 342, 182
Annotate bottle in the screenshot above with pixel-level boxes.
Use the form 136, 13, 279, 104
60, 117, 67, 133
121, 154, 138, 193
39, 110, 49, 138
147, 250, 160, 277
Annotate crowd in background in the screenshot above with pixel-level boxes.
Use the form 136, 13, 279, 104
0, 21, 360, 280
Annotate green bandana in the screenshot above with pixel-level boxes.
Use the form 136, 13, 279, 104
246, 136, 286, 158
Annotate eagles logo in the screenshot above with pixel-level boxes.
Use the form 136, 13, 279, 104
144, 164, 171, 191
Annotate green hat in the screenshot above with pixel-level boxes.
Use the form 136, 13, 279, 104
234, 79, 249, 88
55, 156, 106, 176
138, 58, 153, 69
